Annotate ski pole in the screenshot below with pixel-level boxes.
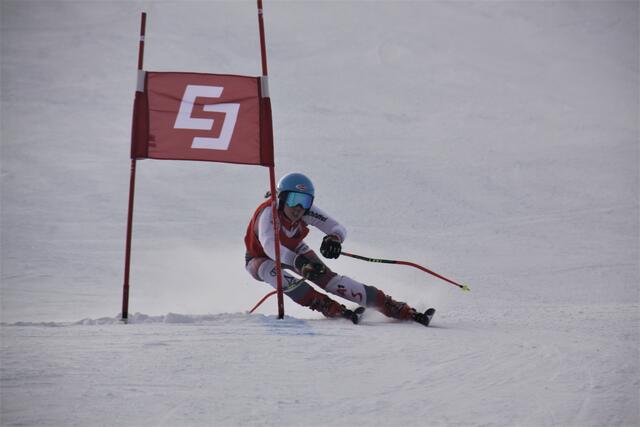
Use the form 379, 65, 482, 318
249, 291, 277, 314
341, 251, 470, 292
249, 277, 306, 314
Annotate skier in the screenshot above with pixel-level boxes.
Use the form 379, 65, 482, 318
244, 172, 434, 325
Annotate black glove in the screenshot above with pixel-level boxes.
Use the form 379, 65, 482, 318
320, 235, 342, 259
294, 255, 326, 280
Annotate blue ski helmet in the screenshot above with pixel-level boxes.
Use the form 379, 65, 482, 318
277, 172, 315, 197
276, 172, 315, 210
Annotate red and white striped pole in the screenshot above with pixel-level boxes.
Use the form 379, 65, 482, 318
122, 12, 146, 322
257, 0, 285, 319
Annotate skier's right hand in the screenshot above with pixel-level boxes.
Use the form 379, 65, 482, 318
294, 255, 326, 280
320, 235, 342, 259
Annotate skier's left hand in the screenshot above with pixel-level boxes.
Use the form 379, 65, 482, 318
295, 254, 327, 280
320, 235, 342, 259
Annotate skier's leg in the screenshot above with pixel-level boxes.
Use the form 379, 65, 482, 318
293, 252, 415, 321
249, 258, 349, 318
324, 276, 415, 320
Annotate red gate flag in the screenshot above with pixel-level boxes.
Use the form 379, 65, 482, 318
123, 7, 286, 322
131, 71, 274, 166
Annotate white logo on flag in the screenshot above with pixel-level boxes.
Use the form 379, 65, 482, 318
174, 85, 240, 151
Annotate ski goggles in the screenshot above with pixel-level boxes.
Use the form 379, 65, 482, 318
284, 192, 314, 210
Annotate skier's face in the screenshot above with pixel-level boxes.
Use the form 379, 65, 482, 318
283, 203, 305, 223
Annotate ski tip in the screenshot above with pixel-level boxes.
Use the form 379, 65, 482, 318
424, 308, 436, 327
461, 284, 471, 292
346, 307, 366, 325
414, 308, 435, 327
351, 307, 366, 324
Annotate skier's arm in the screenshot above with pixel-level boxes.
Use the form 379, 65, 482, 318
303, 205, 347, 242
257, 205, 299, 266
304, 205, 346, 259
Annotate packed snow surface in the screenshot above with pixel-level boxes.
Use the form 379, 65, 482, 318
1, 1, 638, 426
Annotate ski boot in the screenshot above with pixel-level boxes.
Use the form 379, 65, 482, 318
379, 293, 435, 326
310, 295, 364, 324
381, 295, 414, 320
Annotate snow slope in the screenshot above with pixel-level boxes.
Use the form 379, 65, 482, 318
1, 1, 638, 426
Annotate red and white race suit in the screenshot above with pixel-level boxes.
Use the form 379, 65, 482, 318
244, 200, 373, 306
243, 199, 414, 320
245, 199, 346, 267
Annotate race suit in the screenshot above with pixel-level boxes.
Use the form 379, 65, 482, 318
244, 199, 414, 320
